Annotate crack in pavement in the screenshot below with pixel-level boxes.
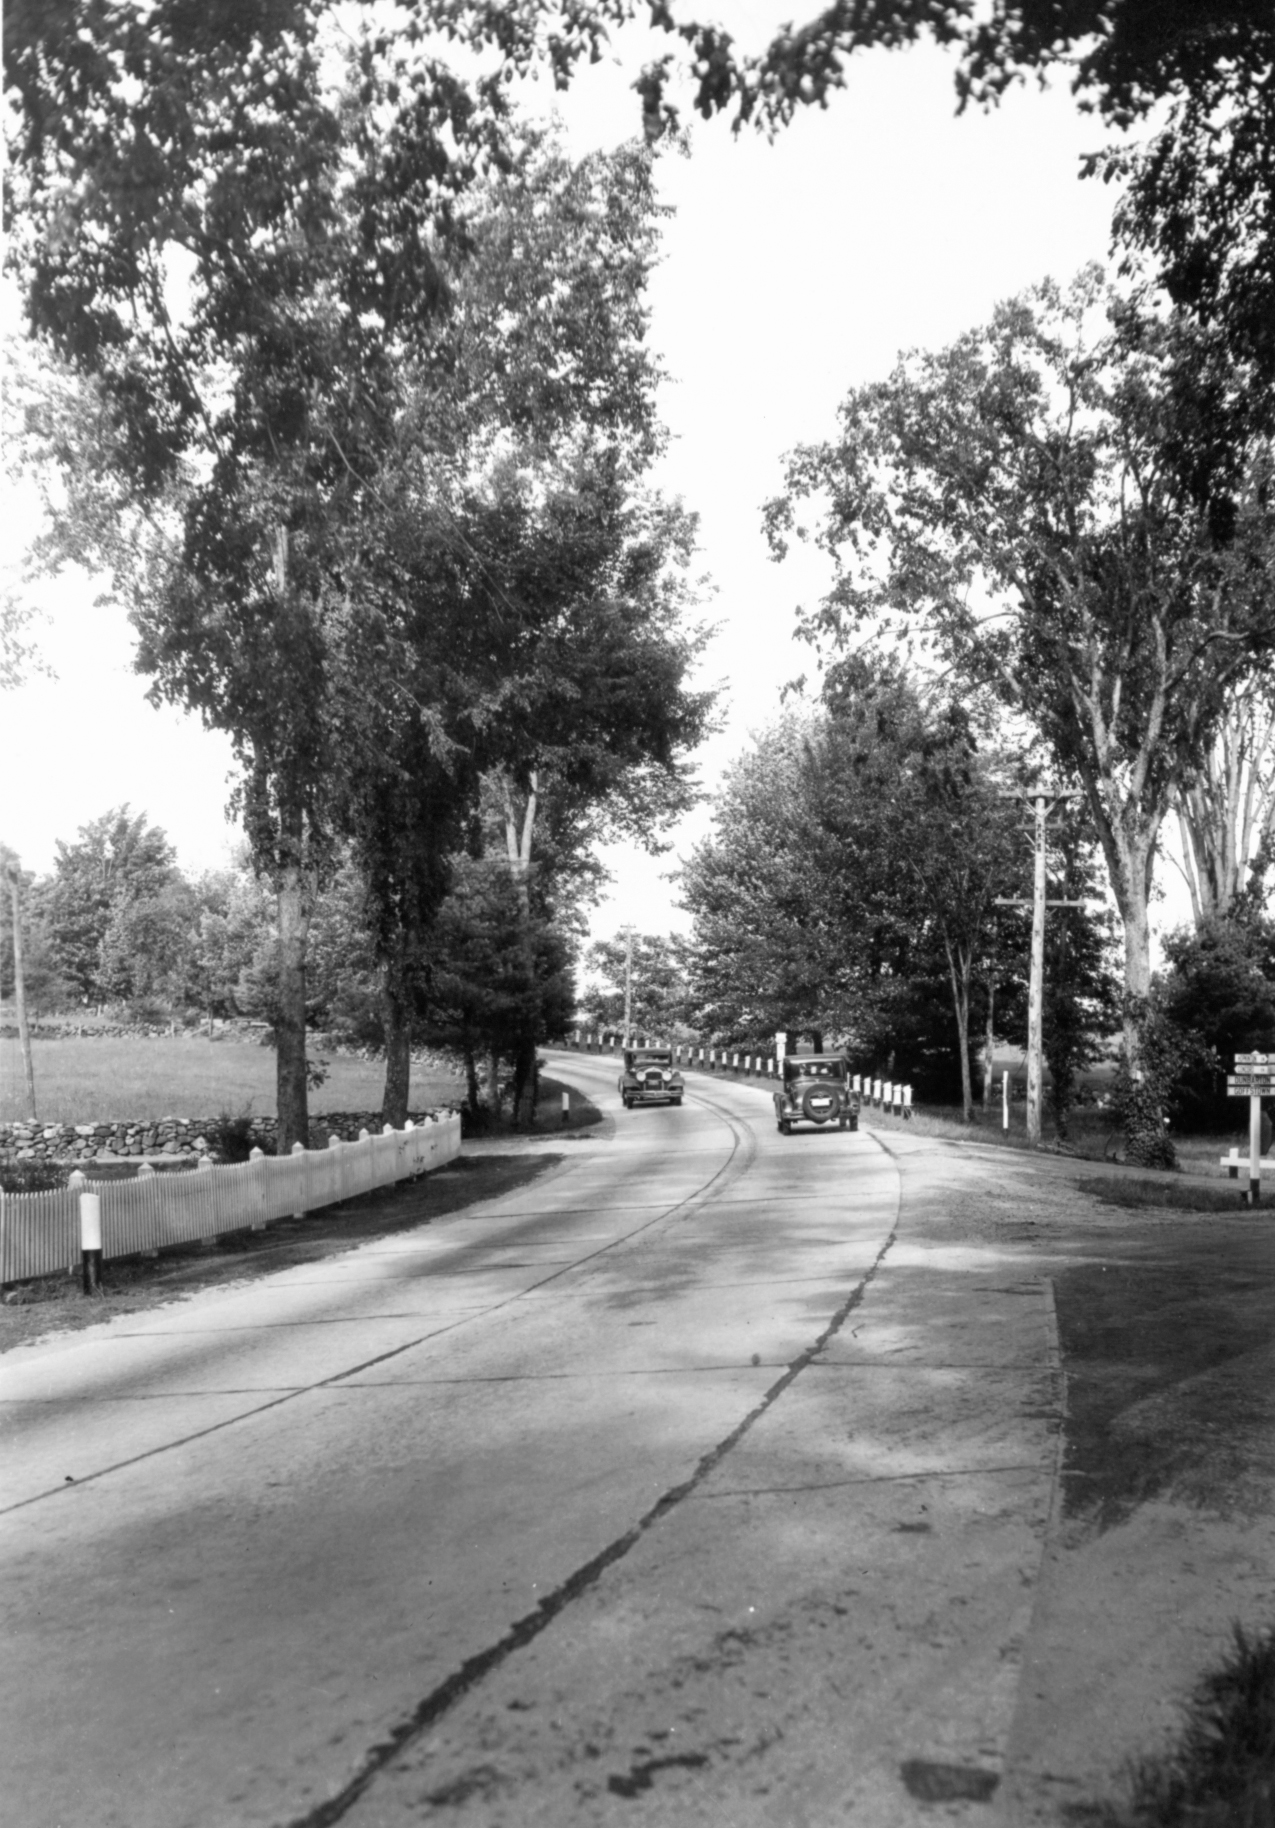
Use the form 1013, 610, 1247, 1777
277, 1122, 899, 1828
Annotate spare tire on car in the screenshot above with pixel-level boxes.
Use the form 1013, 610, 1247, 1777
801, 1085, 842, 1125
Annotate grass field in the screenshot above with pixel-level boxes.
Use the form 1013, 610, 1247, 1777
0, 1035, 464, 1123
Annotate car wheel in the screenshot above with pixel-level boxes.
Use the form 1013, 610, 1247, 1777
672, 1095, 683, 1106
779, 1118, 792, 1136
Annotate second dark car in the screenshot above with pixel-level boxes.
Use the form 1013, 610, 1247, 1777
618, 1048, 685, 1108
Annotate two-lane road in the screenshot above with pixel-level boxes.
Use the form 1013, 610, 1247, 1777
1, 1057, 902, 1826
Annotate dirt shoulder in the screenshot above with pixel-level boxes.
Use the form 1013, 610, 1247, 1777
865, 1129, 1275, 1823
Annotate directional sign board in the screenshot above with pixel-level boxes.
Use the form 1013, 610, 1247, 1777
1230, 1052, 1275, 1095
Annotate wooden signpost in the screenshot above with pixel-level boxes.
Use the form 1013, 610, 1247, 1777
1228, 1053, 1275, 1205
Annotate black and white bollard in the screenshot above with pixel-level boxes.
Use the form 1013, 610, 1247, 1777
561, 1090, 570, 1126
70, 1170, 103, 1294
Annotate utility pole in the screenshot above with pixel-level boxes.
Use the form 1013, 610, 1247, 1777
622, 925, 634, 1046
996, 790, 1086, 1147
3, 852, 37, 1120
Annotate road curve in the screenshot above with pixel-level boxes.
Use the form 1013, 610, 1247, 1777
0, 1055, 1059, 1827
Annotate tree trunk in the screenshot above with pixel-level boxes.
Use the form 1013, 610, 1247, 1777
381, 960, 412, 1128
512, 1039, 536, 1127
945, 942, 974, 1123
983, 978, 995, 1112
1084, 785, 1157, 1062
464, 1041, 481, 1118
1118, 862, 1154, 1067
275, 838, 310, 1155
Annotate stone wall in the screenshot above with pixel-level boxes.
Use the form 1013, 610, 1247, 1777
0, 1110, 454, 1165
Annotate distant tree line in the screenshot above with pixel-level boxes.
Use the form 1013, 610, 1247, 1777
0, 802, 583, 1124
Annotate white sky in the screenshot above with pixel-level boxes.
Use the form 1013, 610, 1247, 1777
0, 9, 1194, 940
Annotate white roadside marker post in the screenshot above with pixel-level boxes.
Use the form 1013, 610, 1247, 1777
1002, 1068, 1009, 1133
561, 1090, 570, 1126
70, 1169, 102, 1295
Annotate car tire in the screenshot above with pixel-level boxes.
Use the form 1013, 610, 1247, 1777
672, 1095, 683, 1106
779, 1118, 792, 1136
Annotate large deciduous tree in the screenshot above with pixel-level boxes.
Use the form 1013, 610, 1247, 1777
7, 5, 514, 1144
8, 0, 698, 1144
679, 661, 1030, 1110
765, 269, 1275, 1079
329, 134, 703, 1124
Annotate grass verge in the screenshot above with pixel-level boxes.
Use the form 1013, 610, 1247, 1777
534, 1075, 603, 1133
0, 1151, 559, 1354
0, 1034, 463, 1123
1084, 1175, 1256, 1213
1072, 1624, 1275, 1826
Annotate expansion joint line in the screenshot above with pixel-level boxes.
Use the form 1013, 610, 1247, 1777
281, 1207, 900, 1828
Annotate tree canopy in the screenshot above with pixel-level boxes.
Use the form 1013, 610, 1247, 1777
424, 1, 1268, 132
765, 269, 1275, 1059
429, 2, 1275, 401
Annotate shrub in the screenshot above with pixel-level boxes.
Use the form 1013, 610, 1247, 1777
0, 1158, 71, 1193
203, 1109, 269, 1163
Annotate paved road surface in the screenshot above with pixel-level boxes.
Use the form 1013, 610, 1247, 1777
0, 1056, 1060, 1826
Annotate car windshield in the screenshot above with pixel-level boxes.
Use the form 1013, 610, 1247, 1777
631, 1052, 671, 1068
785, 1058, 844, 1081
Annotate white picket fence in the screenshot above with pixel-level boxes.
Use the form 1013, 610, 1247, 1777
0, 1115, 460, 1286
